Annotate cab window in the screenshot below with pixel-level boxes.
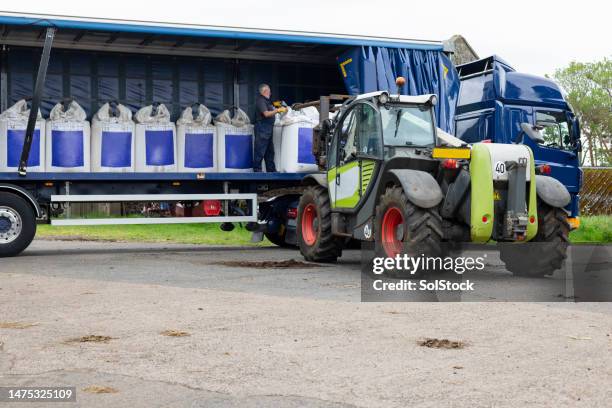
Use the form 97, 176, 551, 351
356, 103, 382, 158
536, 111, 572, 150
333, 109, 357, 164
381, 105, 435, 147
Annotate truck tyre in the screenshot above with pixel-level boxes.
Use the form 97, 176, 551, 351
0, 192, 37, 257
500, 202, 570, 277
264, 231, 293, 248
375, 186, 442, 278
297, 185, 342, 262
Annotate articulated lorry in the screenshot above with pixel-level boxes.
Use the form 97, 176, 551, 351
0, 14, 579, 277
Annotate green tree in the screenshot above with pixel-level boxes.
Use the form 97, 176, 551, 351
552, 58, 612, 166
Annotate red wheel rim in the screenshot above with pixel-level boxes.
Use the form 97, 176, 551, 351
301, 203, 318, 246
381, 207, 404, 257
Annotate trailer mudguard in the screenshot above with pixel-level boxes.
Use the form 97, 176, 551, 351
0, 184, 42, 217
535, 175, 571, 208
387, 169, 443, 209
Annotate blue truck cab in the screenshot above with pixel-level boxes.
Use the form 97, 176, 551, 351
454, 56, 582, 220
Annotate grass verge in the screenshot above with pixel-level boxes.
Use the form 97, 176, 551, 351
35, 216, 611, 245
36, 223, 270, 246
569, 215, 612, 243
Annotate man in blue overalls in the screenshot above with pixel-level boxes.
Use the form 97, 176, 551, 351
253, 84, 285, 172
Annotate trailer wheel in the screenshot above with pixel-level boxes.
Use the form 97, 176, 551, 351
0, 192, 37, 257
375, 186, 442, 277
297, 185, 342, 262
500, 202, 569, 277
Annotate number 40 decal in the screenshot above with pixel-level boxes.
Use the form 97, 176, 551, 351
494, 161, 506, 175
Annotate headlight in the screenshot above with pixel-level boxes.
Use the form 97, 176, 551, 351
378, 92, 389, 105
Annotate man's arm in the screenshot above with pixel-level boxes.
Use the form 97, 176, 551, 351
257, 98, 278, 118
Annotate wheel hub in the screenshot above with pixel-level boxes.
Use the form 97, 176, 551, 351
301, 203, 318, 246
381, 207, 404, 258
0, 206, 22, 244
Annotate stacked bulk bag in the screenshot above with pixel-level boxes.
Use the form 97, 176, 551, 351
91, 102, 135, 172
177, 103, 216, 172
134, 103, 177, 172
278, 107, 319, 173
0, 99, 45, 172
46, 99, 90, 172
215, 108, 254, 173
272, 117, 283, 172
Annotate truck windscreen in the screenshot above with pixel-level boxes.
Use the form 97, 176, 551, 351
381, 106, 435, 147
536, 111, 573, 150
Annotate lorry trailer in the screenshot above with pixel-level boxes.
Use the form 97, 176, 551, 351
0, 12, 456, 257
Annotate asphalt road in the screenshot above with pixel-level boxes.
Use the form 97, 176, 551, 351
1, 239, 611, 407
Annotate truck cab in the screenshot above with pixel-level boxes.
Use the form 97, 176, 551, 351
454, 56, 582, 219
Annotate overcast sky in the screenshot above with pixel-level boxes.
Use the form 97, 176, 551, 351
3, 0, 611, 77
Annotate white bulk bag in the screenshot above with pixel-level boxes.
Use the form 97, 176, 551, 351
91, 102, 135, 172
0, 99, 45, 172
177, 104, 216, 172
46, 100, 90, 172
272, 116, 283, 172
215, 108, 254, 173
279, 108, 319, 173
134, 104, 177, 172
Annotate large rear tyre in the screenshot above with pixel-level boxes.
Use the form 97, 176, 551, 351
0, 192, 37, 257
297, 186, 342, 262
500, 202, 570, 277
374, 186, 442, 278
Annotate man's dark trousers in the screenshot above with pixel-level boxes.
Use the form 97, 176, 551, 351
253, 122, 276, 172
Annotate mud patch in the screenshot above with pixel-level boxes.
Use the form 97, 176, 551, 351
82, 386, 118, 394
212, 259, 322, 269
160, 330, 190, 337
37, 235, 119, 243
0, 321, 38, 329
66, 335, 115, 344
418, 338, 465, 349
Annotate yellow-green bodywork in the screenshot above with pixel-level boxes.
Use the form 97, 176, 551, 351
525, 148, 538, 241
328, 159, 376, 209
469, 144, 495, 242
361, 160, 376, 194
469, 143, 538, 242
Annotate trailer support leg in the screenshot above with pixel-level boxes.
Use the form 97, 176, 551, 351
18, 27, 55, 176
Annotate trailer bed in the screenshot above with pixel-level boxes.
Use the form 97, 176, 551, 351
0, 172, 313, 182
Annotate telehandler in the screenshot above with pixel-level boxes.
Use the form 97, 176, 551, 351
296, 78, 571, 277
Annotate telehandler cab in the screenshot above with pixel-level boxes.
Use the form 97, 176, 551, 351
296, 77, 572, 277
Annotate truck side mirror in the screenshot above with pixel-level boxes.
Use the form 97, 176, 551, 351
520, 123, 545, 144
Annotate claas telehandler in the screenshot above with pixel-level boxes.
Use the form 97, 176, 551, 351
296, 77, 571, 277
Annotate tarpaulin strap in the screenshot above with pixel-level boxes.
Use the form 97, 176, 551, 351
109, 100, 119, 117
191, 102, 200, 119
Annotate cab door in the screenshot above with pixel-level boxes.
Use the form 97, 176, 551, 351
328, 102, 382, 210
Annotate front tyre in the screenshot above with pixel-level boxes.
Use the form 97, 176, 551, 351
297, 186, 342, 262
375, 186, 442, 277
500, 202, 570, 277
0, 192, 37, 257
